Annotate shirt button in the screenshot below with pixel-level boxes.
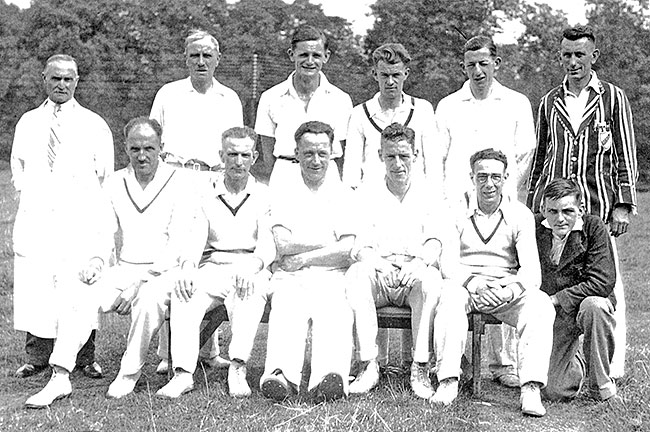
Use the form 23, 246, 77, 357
570, 174, 577, 179
571, 157, 578, 162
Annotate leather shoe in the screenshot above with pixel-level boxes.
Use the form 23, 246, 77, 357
15, 363, 48, 378
156, 359, 169, 375
310, 373, 346, 403
260, 369, 294, 401
81, 362, 103, 379
156, 371, 194, 399
495, 373, 520, 388
25, 371, 72, 409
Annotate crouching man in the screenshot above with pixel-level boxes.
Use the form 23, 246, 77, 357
536, 178, 618, 402
432, 148, 555, 417
260, 121, 355, 402
157, 126, 275, 399
346, 123, 445, 399
25, 117, 200, 407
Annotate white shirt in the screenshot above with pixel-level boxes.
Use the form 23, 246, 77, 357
343, 92, 440, 190
150, 77, 243, 167
255, 72, 352, 158
563, 72, 600, 134
103, 163, 203, 272
436, 80, 536, 204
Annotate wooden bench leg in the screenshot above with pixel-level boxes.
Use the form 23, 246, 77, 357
472, 314, 485, 395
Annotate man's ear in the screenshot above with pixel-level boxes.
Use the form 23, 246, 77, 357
219, 149, 224, 163
287, 48, 294, 61
459, 60, 467, 77
591, 49, 600, 65
493, 56, 502, 71
323, 49, 331, 64
252, 150, 259, 164
378, 149, 384, 162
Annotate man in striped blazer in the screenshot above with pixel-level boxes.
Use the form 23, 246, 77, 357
527, 26, 638, 378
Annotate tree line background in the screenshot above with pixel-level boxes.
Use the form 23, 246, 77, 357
0, 0, 648, 178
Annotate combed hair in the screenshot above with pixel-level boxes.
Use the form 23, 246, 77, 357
381, 123, 416, 152
222, 126, 257, 145
464, 35, 497, 57
124, 117, 162, 139
372, 43, 411, 66
291, 25, 328, 51
294, 121, 334, 146
469, 148, 508, 171
185, 29, 220, 53
562, 26, 596, 43
542, 178, 583, 203
43, 54, 78, 75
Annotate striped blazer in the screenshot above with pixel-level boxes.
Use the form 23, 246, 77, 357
527, 74, 638, 221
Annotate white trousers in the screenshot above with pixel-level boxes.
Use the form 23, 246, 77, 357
609, 235, 626, 378
169, 264, 270, 374
48, 263, 152, 373
434, 283, 555, 386
263, 268, 353, 392
346, 261, 441, 364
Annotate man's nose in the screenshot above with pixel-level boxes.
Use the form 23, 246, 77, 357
235, 155, 244, 165
197, 54, 205, 65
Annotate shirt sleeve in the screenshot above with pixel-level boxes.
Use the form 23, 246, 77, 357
512, 94, 536, 203
434, 99, 454, 201
94, 118, 114, 184
419, 101, 444, 195
611, 86, 638, 212
10, 114, 29, 192
513, 205, 541, 290
342, 107, 365, 189
149, 87, 165, 128
254, 90, 276, 138
331, 94, 353, 159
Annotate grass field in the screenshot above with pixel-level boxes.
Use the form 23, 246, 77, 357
0, 167, 648, 432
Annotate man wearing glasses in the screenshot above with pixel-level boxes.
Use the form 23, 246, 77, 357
431, 148, 555, 418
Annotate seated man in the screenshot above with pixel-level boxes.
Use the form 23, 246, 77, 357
536, 178, 618, 401
156, 127, 275, 399
260, 121, 355, 402
24, 117, 200, 408
346, 123, 445, 399
432, 148, 555, 417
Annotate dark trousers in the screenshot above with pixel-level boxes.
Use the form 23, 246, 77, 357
25, 330, 96, 367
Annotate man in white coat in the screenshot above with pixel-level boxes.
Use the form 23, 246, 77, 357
11, 54, 114, 380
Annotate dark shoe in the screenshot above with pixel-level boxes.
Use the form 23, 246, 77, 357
15, 363, 48, 378
310, 373, 346, 403
81, 362, 103, 379
495, 373, 520, 388
260, 369, 294, 402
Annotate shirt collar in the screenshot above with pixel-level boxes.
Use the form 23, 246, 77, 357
184, 76, 227, 96
364, 92, 413, 118
562, 71, 602, 96
458, 79, 505, 101
283, 71, 333, 99
213, 174, 259, 195
44, 97, 77, 112
465, 190, 516, 224
541, 215, 584, 234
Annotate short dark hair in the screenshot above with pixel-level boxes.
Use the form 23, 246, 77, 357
380, 123, 416, 153
542, 178, 583, 204
43, 54, 78, 76
469, 148, 508, 172
562, 26, 596, 43
464, 35, 498, 57
294, 121, 334, 147
291, 25, 328, 51
222, 126, 257, 145
185, 29, 220, 53
372, 43, 411, 66
124, 117, 162, 139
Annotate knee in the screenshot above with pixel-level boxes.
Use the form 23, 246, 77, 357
527, 290, 556, 321
344, 262, 374, 304
436, 284, 468, 313
578, 296, 614, 324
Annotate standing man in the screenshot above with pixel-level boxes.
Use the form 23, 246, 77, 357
11, 54, 113, 380
343, 43, 439, 190
436, 35, 537, 388
150, 29, 243, 173
346, 123, 446, 399
150, 29, 243, 368
432, 149, 555, 417
148, 127, 275, 399
260, 121, 355, 403
528, 26, 637, 377
255, 25, 352, 186
535, 179, 618, 402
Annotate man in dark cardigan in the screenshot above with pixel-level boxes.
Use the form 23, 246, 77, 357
536, 178, 617, 401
